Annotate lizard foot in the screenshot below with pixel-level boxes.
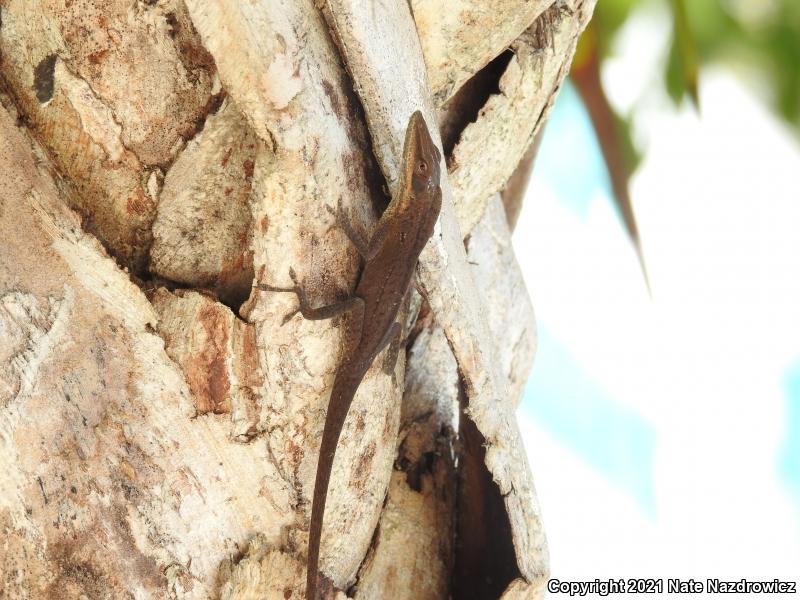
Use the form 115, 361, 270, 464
256, 268, 305, 324
258, 268, 363, 324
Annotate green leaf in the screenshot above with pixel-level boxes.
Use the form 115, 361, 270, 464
667, 0, 700, 108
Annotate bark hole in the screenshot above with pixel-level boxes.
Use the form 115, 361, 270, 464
33, 54, 57, 103
439, 50, 514, 157
453, 389, 520, 600
399, 451, 436, 493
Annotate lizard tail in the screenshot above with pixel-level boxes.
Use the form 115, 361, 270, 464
306, 375, 357, 600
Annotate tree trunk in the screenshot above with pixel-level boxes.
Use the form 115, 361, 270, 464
0, 1, 595, 598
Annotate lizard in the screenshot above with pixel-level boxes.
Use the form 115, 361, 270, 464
259, 111, 442, 600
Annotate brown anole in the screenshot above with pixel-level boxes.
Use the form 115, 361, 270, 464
260, 111, 442, 599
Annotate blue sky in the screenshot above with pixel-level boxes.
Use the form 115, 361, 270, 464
514, 60, 800, 585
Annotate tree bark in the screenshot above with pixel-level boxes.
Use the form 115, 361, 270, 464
0, 1, 595, 598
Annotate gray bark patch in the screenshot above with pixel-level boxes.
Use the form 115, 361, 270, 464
33, 54, 57, 103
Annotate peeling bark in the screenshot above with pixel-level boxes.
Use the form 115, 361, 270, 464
412, 0, 552, 104
448, 0, 595, 237
152, 289, 264, 437
465, 195, 538, 407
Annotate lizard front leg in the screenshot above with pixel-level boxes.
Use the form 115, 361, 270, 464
258, 267, 364, 325
326, 200, 399, 264
377, 322, 404, 376
326, 202, 370, 260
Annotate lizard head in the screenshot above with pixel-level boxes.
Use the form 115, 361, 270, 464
404, 110, 442, 198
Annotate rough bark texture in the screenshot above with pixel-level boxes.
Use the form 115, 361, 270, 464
149, 102, 258, 307
0, 0, 220, 272
448, 1, 594, 237
1, 0, 595, 598
412, 0, 552, 104
0, 109, 289, 598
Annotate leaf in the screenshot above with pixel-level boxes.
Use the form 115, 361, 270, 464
667, 0, 700, 109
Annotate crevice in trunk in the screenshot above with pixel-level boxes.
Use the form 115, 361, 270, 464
438, 50, 514, 158
453, 380, 520, 600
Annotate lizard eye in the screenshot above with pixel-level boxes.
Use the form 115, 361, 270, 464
416, 160, 428, 175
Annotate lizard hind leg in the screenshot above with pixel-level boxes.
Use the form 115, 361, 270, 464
378, 322, 403, 376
